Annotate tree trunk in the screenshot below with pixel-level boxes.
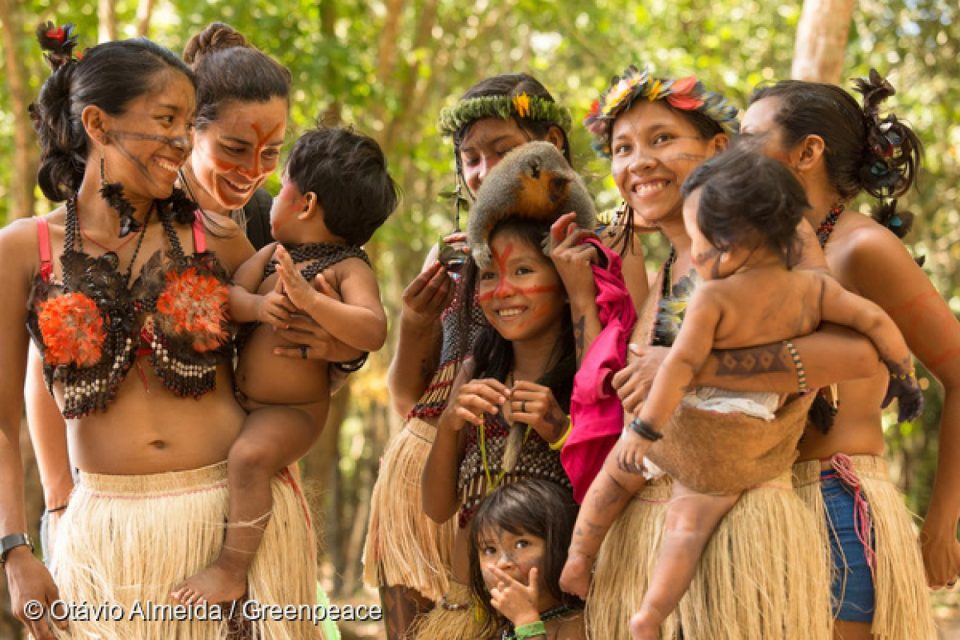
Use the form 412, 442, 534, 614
135, 0, 157, 37
98, 0, 117, 42
792, 0, 856, 83
317, 0, 342, 124
0, 0, 39, 221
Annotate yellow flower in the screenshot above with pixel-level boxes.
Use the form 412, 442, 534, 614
647, 79, 663, 101
513, 93, 531, 118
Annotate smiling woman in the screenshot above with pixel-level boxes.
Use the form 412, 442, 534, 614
180, 22, 291, 249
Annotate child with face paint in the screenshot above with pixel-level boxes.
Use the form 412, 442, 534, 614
172, 126, 397, 605
418, 146, 584, 640
569, 147, 923, 640
469, 480, 585, 640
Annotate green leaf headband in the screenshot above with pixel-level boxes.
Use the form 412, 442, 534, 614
438, 93, 573, 138
584, 65, 740, 157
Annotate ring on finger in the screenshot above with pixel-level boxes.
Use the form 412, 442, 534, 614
299, 345, 309, 360
520, 400, 527, 413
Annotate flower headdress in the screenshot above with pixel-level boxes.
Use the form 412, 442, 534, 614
438, 93, 573, 137
584, 65, 740, 157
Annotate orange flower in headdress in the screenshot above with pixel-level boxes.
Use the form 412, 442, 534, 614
37, 292, 105, 367
155, 267, 230, 352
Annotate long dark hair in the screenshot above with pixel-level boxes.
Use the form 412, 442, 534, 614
683, 147, 809, 267
750, 73, 922, 238
31, 32, 195, 202
468, 479, 582, 631
458, 218, 576, 412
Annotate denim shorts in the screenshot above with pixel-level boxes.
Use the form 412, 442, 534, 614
821, 470, 876, 622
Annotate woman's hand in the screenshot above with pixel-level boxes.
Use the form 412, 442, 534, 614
920, 512, 960, 588
400, 260, 455, 328
611, 344, 670, 414
509, 380, 568, 444
548, 212, 599, 304
489, 566, 542, 628
5, 549, 65, 639
439, 374, 508, 433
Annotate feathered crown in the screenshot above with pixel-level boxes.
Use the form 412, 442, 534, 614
438, 93, 573, 137
584, 65, 740, 157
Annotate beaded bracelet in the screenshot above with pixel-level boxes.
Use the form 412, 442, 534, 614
782, 340, 809, 395
332, 353, 368, 373
548, 417, 572, 451
890, 367, 916, 381
627, 417, 663, 442
514, 620, 547, 639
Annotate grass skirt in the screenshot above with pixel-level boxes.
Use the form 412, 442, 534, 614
362, 417, 456, 601
50, 462, 321, 639
587, 472, 832, 639
409, 578, 494, 640
793, 455, 936, 639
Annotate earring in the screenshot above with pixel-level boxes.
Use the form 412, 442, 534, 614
99, 154, 141, 238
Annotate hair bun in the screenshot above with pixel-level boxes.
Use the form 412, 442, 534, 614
183, 22, 248, 65
36, 22, 79, 71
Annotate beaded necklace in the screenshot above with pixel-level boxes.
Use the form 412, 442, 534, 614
66, 195, 153, 286
815, 203, 845, 248
262, 242, 370, 282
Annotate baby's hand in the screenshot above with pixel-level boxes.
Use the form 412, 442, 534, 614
881, 358, 924, 423
559, 552, 593, 599
274, 245, 316, 310
257, 279, 295, 329
489, 566, 541, 628
616, 428, 649, 476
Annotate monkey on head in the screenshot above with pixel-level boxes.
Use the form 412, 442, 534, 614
468, 141, 596, 268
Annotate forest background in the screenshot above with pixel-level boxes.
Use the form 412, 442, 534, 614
1, 0, 959, 637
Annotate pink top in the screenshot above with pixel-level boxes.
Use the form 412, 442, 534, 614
563, 238, 638, 502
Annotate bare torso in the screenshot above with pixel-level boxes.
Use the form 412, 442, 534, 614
26, 211, 250, 475
798, 213, 889, 462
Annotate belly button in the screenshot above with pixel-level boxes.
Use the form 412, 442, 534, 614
149, 440, 167, 450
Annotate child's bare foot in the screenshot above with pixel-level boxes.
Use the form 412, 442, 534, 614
172, 563, 247, 605
629, 610, 660, 640
559, 552, 593, 598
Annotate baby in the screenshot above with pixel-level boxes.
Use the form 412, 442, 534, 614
174, 126, 398, 604
562, 147, 923, 639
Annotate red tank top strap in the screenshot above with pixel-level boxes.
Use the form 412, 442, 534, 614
36, 218, 54, 283
192, 210, 207, 253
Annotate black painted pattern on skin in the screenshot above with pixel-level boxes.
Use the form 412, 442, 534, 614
714, 344, 790, 376
574, 315, 586, 362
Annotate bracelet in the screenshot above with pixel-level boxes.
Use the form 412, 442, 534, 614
548, 417, 572, 451
332, 353, 368, 373
627, 417, 663, 442
514, 620, 547, 639
890, 367, 916, 381
46, 504, 68, 514
782, 340, 809, 395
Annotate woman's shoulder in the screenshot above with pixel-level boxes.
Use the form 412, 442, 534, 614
831, 212, 917, 282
